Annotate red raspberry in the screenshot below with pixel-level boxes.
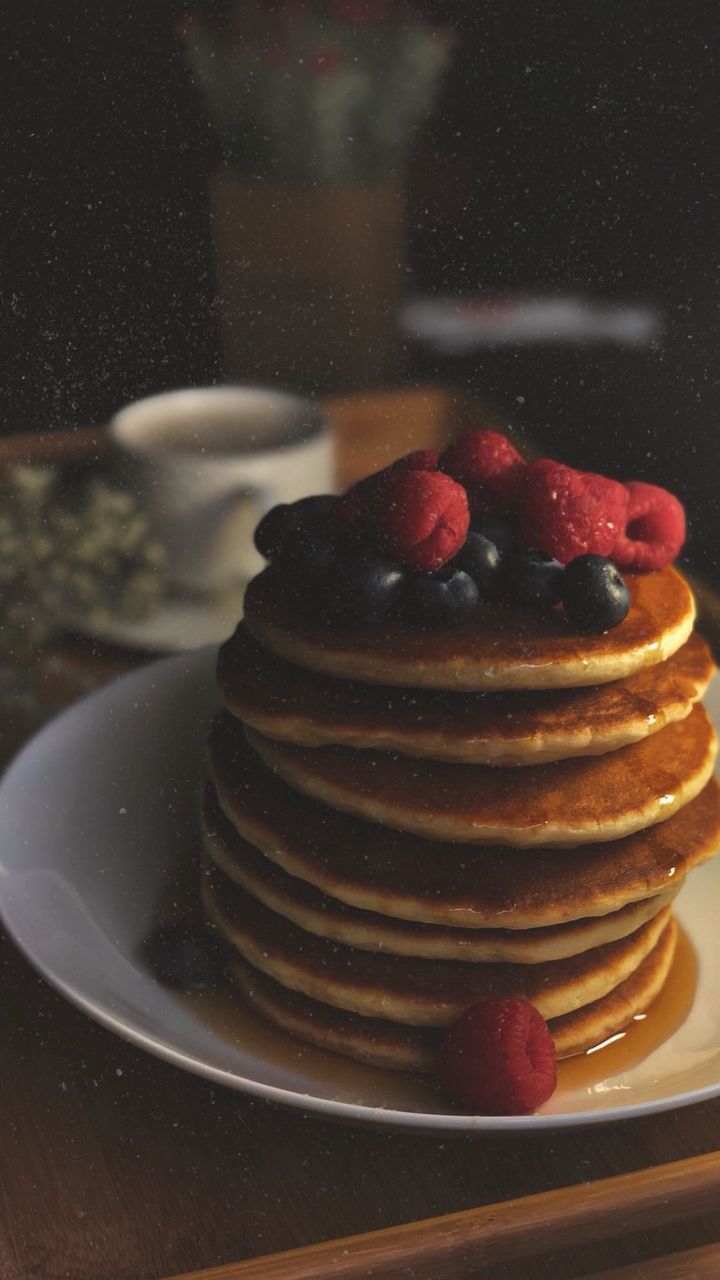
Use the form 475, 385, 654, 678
439, 429, 525, 515
439, 997, 557, 1116
390, 449, 440, 472
375, 469, 470, 571
612, 481, 686, 571
518, 459, 629, 564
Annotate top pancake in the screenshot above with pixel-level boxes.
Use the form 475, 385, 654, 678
219, 626, 714, 765
243, 564, 695, 691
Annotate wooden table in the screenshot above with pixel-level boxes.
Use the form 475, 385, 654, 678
1, 394, 719, 1280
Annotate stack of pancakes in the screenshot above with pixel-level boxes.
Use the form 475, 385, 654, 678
202, 563, 720, 1073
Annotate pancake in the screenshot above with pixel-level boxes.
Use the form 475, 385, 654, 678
202, 792, 677, 962
226, 919, 678, 1072
208, 729, 720, 927
202, 868, 671, 1026
243, 705, 718, 846
219, 627, 714, 765
243, 564, 695, 691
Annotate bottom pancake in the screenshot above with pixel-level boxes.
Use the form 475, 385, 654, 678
226, 919, 677, 1073
202, 867, 672, 1026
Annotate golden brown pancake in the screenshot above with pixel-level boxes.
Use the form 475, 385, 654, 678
243, 564, 695, 691
219, 627, 714, 764
202, 792, 677, 962
207, 727, 720, 927
226, 919, 678, 1072
243, 706, 718, 846
202, 867, 671, 1026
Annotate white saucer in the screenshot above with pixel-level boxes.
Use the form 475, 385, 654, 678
64, 589, 244, 652
1, 648, 719, 1132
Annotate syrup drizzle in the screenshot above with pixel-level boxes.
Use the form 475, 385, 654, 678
175, 925, 697, 1112
556, 925, 697, 1093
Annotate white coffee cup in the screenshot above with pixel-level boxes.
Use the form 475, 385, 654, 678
109, 385, 335, 594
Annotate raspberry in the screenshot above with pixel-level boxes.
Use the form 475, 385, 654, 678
518, 459, 629, 564
439, 997, 557, 1115
439, 429, 525, 515
390, 449, 440, 472
376, 470, 470, 571
613, 481, 686, 571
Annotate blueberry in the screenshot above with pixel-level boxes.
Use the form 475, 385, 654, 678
561, 555, 630, 632
315, 550, 405, 625
253, 495, 337, 561
143, 921, 222, 991
453, 533, 502, 596
506, 550, 564, 612
471, 514, 516, 558
275, 520, 339, 582
403, 566, 479, 629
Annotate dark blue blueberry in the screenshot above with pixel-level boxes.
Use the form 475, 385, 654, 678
506, 550, 564, 612
453, 533, 502, 596
253, 495, 337, 561
470, 514, 516, 558
143, 921, 222, 991
561, 555, 630, 632
275, 520, 339, 582
315, 550, 405, 626
403, 566, 480, 629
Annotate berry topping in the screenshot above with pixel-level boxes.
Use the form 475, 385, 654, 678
452, 532, 502, 596
374, 470, 470, 572
274, 518, 339, 581
561, 554, 631, 632
143, 920, 222, 992
317, 550, 405, 626
439, 429, 525, 515
471, 513, 516, 558
254, 495, 338, 561
439, 996, 557, 1115
612, 481, 686, 572
402, 565, 479, 629
390, 449, 440, 472
506, 549, 564, 612
518, 460, 629, 564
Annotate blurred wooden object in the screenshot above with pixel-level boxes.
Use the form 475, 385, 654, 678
162, 1150, 720, 1280
0, 387, 500, 489
211, 174, 405, 393
323, 385, 497, 489
0, 427, 110, 468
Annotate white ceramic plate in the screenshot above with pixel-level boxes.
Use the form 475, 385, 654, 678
1, 648, 719, 1133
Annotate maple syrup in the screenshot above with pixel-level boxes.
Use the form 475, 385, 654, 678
556, 924, 697, 1091
175, 925, 696, 1114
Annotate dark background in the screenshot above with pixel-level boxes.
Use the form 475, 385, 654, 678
3, 2, 719, 577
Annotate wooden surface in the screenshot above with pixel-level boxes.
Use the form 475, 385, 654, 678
1, 395, 720, 1280
159, 1152, 720, 1280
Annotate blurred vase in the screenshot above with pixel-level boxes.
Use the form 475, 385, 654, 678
211, 171, 405, 393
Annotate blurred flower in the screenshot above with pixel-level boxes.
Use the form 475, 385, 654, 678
0, 466, 167, 659
326, 0, 393, 22
181, 2, 454, 180
306, 44, 346, 76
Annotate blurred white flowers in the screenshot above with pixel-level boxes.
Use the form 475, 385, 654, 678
0, 467, 166, 656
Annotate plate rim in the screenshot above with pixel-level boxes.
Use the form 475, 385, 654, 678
1, 648, 719, 1133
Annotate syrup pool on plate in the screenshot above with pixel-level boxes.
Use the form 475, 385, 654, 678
556, 925, 697, 1094
173, 925, 697, 1114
